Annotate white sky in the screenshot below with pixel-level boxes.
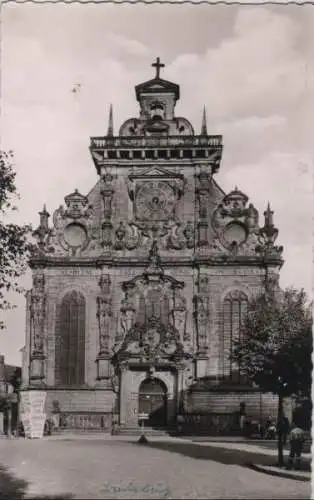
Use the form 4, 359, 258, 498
1, 4, 313, 366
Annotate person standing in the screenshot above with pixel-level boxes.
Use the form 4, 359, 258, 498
287, 422, 305, 470
282, 416, 290, 445
239, 402, 246, 437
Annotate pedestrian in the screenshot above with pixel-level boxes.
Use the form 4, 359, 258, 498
282, 416, 290, 445
239, 413, 245, 436
265, 418, 276, 440
287, 422, 305, 470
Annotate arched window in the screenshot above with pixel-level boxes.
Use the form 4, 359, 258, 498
222, 290, 248, 381
146, 289, 161, 319
145, 289, 169, 326
136, 294, 146, 325
55, 291, 85, 386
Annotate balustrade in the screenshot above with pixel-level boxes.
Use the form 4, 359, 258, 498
90, 135, 222, 149
59, 412, 112, 430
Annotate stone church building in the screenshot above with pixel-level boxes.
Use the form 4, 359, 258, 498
22, 59, 284, 433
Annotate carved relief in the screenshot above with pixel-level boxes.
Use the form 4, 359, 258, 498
30, 273, 46, 356
113, 222, 140, 251
166, 220, 195, 251
101, 221, 113, 248
194, 295, 209, 355
120, 291, 136, 340
167, 222, 185, 250
113, 242, 193, 364
170, 308, 188, 343
196, 168, 211, 212
100, 173, 115, 220
35, 189, 96, 257
194, 168, 212, 248
197, 275, 210, 294
211, 187, 262, 256
112, 218, 195, 252
96, 274, 112, 357
135, 181, 177, 221
183, 221, 195, 249
127, 166, 185, 221
63, 190, 93, 220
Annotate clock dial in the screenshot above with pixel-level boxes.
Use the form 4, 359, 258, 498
135, 181, 176, 221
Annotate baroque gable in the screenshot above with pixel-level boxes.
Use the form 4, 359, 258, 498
32, 188, 102, 258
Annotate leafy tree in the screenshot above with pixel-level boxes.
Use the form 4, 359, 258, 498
231, 285, 312, 467
0, 151, 32, 329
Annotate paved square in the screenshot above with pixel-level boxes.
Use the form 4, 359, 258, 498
0, 437, 311, 499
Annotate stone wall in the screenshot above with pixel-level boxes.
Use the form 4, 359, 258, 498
44, 267, 101, 386
197, 266, 265, 377
25, 262, 268, 393
44, 389, 116, 415
186, 390, 279, 422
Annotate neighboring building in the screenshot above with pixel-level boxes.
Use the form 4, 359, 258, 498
23, 59, 285, 433
0, 355, 21, 434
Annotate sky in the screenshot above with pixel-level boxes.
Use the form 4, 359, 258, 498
1, 3, 313, 366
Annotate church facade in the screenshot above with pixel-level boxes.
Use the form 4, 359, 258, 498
22, 60, 284, 433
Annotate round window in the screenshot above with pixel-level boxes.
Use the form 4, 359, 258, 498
64, 223, 87, 248
223, 222, 247, 246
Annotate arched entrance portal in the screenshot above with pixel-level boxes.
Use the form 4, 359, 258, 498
138, 378, 167, 428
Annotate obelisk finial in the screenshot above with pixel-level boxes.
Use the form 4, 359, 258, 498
201, 106, 208, 135
107, 104, 113, 136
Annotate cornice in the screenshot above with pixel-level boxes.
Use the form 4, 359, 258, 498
29, 254, 284, 270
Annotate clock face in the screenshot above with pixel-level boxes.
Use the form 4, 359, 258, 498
135, 181, 176, 221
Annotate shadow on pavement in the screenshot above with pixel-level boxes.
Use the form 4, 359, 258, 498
133, 440, 311, 473
0, 463, 74, 500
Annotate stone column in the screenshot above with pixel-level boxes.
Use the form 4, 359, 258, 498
127, 390, 139, 428
176, 364, 185, 414
96, 274, 112, 388
196, 167, 212, 247
194, 274, 210, 377
100, 173, 115, 248
0, 412, 4, 435
119, 363, 129, 427
29, 274, 46, 385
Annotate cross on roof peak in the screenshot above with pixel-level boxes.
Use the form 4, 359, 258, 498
152, 57, 165, 79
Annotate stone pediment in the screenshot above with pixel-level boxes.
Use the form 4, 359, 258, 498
122, 271, 185, 292
135, 78, 180, 101
129, 165, 184, 181
127, 167, 186, 205
121, 241, 184, 291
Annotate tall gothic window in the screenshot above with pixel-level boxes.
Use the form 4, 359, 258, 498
222, 290, 248, 381
55, 291, 85, 386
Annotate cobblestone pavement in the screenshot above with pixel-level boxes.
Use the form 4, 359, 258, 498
0, 437, 311, 499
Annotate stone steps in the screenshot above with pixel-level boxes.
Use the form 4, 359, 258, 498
53, 428, 110, 435
52, 426, 171, 437
115, 426, 170, 437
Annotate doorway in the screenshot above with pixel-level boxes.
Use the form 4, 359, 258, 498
138, 378, 167, 428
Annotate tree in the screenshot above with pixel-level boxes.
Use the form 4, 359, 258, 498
231, 286, 312, 467
0, 151, 32, 329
